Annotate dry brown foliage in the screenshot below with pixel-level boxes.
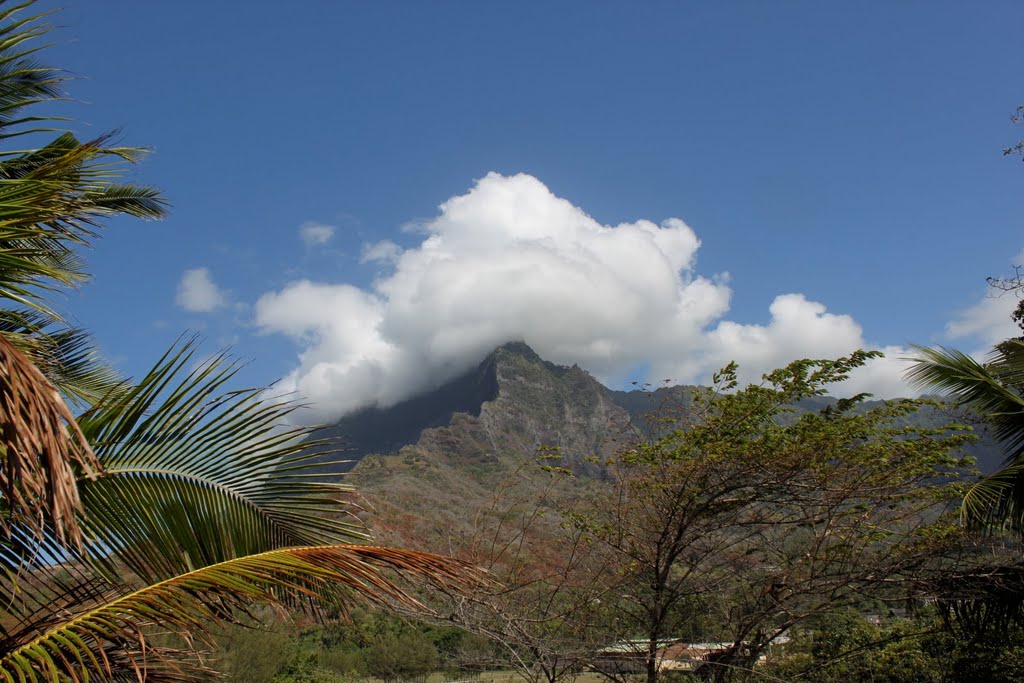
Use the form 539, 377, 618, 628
0, 334, 98, 544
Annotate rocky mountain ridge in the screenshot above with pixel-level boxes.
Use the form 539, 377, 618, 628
310, 342, 1005, 547
316, 342, 633, 475
318, 341, 1002, 474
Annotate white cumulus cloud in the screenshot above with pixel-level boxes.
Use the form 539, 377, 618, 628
698, 294, 915, 398
256, 173, 924, 422
945, 249, 1024, 354
176, 267, 226, 313
299, 222, 336, 246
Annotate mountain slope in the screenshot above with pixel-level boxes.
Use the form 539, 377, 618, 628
347, 342, 628, 546
316, 343, 1006, 546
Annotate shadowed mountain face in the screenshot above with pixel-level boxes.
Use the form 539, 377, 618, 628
312, 352, 501, 472
314, 341, 630, 476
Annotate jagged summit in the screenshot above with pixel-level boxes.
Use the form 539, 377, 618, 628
495, 340, 541, 362
313, 341, 599, 470
343, 342, 631, 547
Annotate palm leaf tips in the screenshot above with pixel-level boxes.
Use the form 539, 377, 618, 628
907, 341, 1024, 532
75, 338, 370, 583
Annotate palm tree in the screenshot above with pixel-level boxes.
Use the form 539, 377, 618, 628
0, 3, 473, 680
906, 339, 1024, 532
0, 0, 165, 546
2, 342, 473, 681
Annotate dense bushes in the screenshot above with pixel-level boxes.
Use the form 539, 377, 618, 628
765, 609, 1024, 683
218, 612, 492, 683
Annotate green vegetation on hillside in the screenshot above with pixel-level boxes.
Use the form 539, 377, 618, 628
217, 611, 490, 683
766, 609, 1024, 683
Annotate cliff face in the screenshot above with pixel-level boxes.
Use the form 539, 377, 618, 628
472, 343, 627, 474
310, 352, 500, 472
316, 342, 630, 473
344, 343, 630, 547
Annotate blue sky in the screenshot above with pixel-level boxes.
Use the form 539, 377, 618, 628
36, 1, 1024, 418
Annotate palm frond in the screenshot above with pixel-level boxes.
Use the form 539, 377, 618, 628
906, 342, 1024, 531
74, 338, 366, 583
956, 460, 1024, 533
0, 333, 97, 545
0, 544, 476, 683
0, 527, 112, 635
0, 132, 168, 322
0, 2, 167, 324
0, 2, 66, 141
0, 310, 123, 407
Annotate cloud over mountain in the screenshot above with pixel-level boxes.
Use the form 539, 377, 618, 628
256, 173, 918, 422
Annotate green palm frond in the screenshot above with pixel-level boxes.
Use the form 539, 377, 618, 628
0, 309, 123, 406
0, 7, 479, 681
0, 544, 476, 683
0, 132, 167, 322
0, 335, 479, 679
907, 341, 1024, 531
74, 338, 365, 584
17, 326, 122, 406
0, 1, 67, 141
0, 0, 167, 552
956, 460, 1024, 532
0, 528, 110, 636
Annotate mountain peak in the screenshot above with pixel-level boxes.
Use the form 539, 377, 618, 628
311, 342, 615, 473
350, 343, 631, 547
494, 340, 542, 362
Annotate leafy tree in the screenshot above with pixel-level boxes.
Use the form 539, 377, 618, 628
217, 621, 299, 683
581, 352, 973, 683
766, 609, 1024, 683
0, 3, 473, 680
362, 629, 439, 682
765, 610, 897, 683
218, 611, 481, 683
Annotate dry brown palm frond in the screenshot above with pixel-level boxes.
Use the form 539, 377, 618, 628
0, 333, 97, 544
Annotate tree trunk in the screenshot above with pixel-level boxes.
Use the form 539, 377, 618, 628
645, 636, 658, 683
